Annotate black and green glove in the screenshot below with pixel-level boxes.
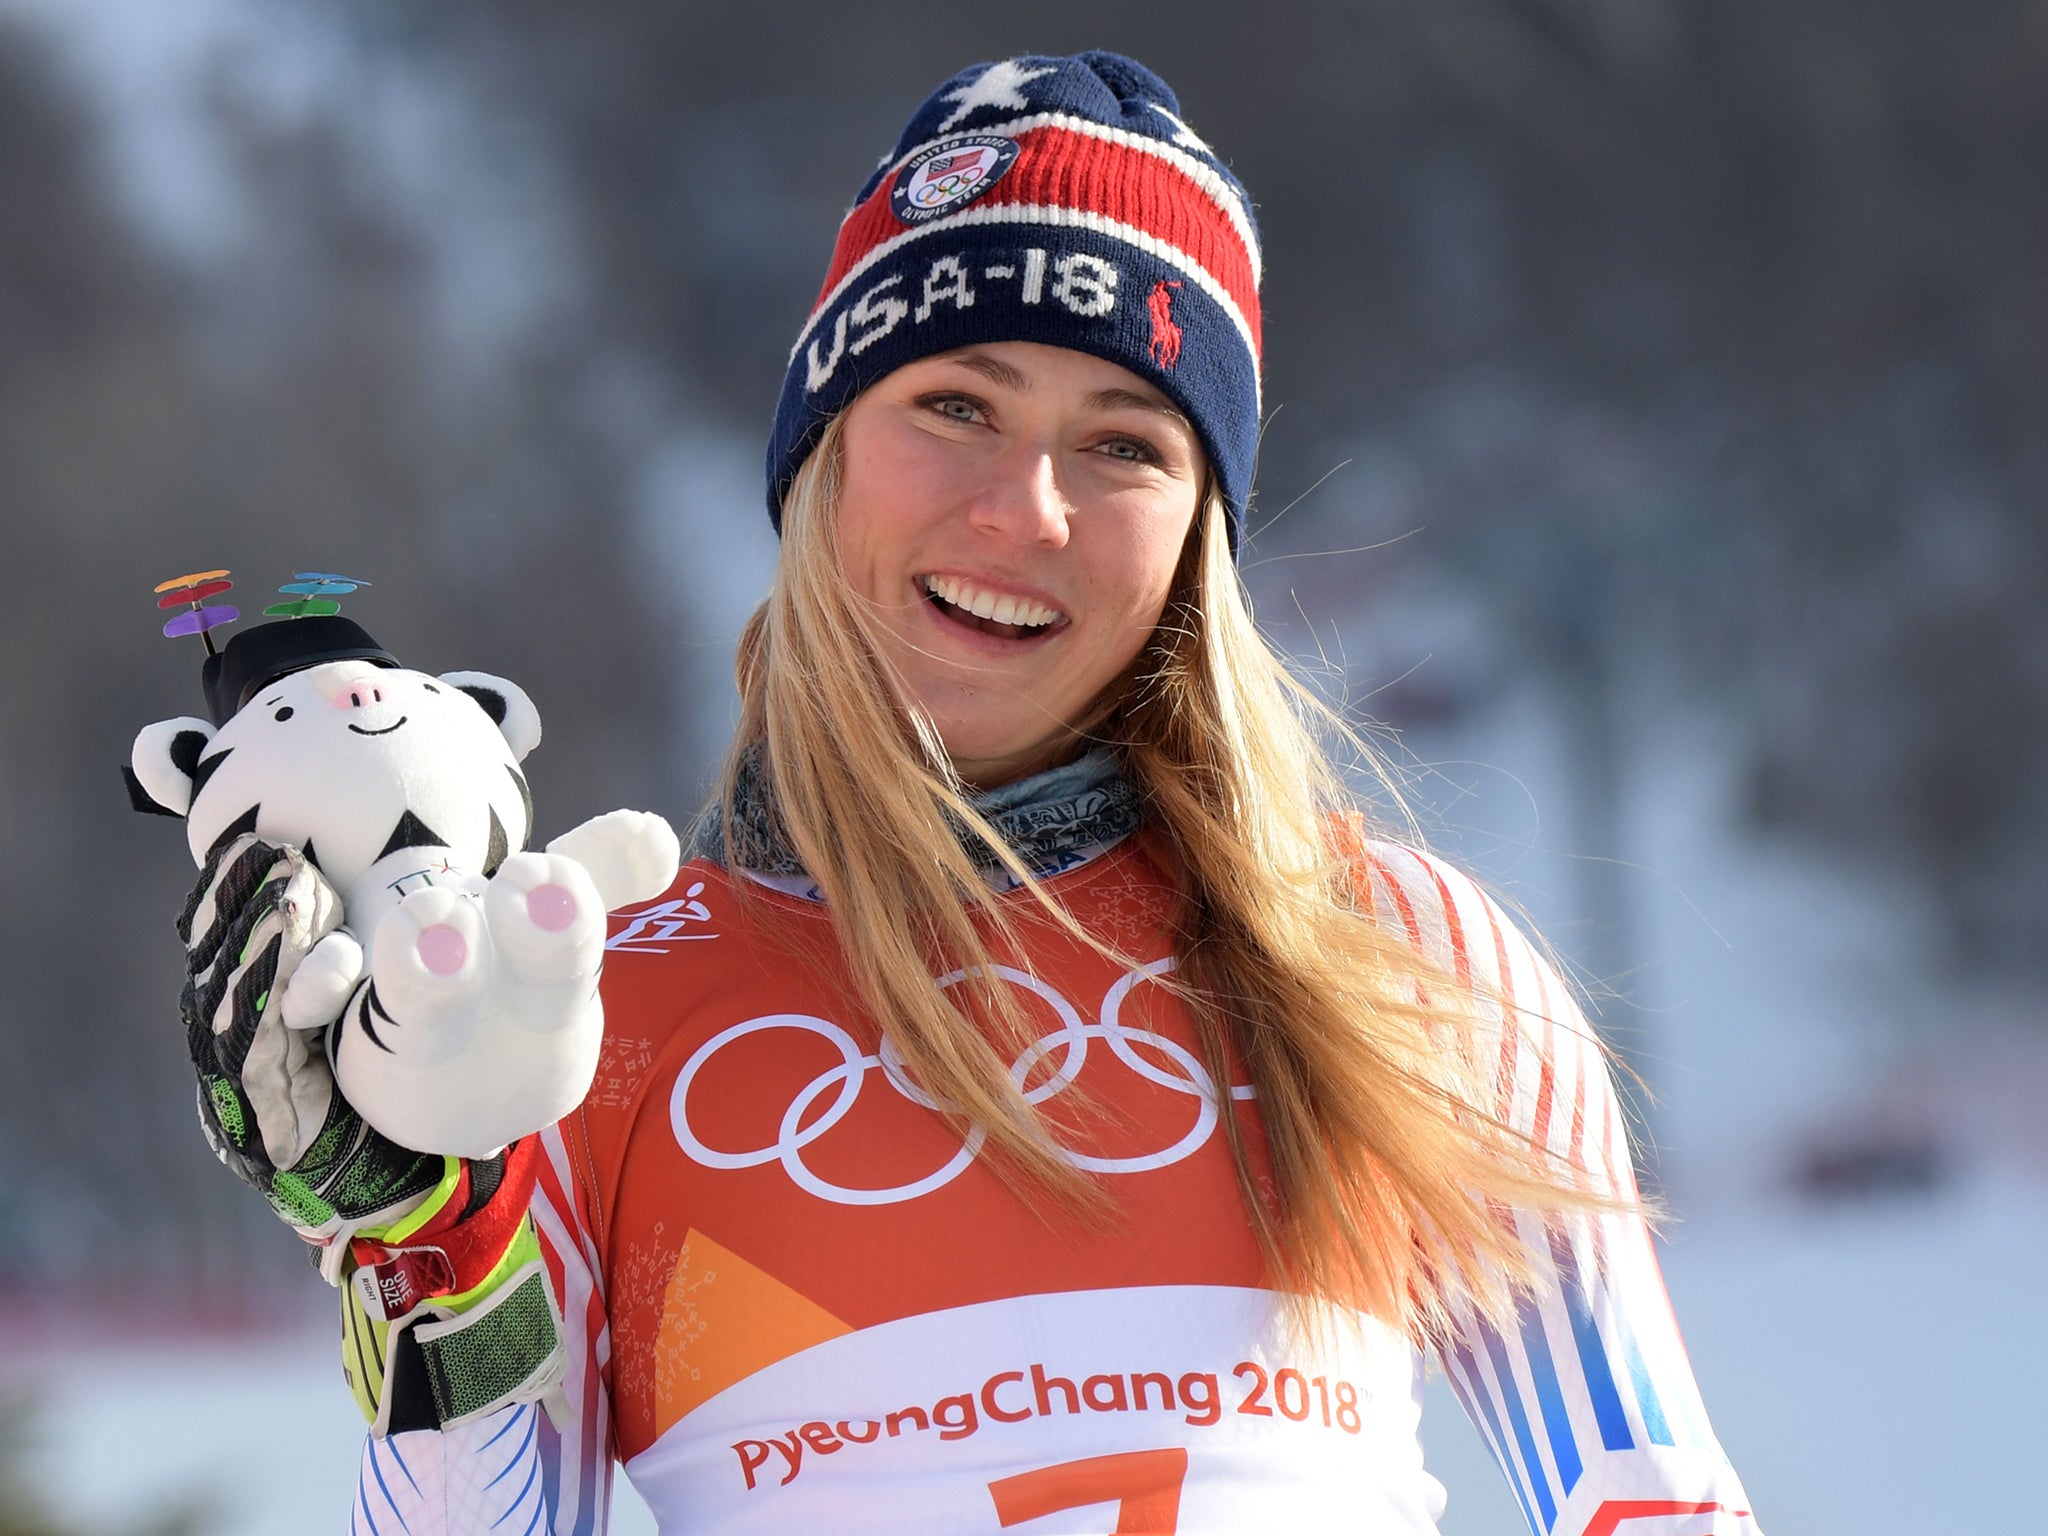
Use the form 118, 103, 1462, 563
178, 831, 445, 1262
177, 832, 565, 1432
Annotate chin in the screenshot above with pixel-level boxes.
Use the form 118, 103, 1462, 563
906, 683, 1091, 783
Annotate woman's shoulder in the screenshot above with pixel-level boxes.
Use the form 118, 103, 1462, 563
1325, 816, 1491, 951
1332, 822, 1570, 1012
1355, 839, 1484, 933
1342, 830, 1623, 1168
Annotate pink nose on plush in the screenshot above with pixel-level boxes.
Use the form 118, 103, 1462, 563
527, 884, 578, 932
311, 663, 393, 709
417, 924, 469, 975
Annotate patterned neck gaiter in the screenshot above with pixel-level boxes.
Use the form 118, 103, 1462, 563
694, 745, 1145, 884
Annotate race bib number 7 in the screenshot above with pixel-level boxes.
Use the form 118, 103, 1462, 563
990, 1449, 1189, 1534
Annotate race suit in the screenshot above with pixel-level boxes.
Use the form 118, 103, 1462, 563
347, 830, 1759, 1536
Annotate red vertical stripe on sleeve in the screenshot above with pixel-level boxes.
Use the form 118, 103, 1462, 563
1420, 858, 1513, 1122
1538, 962, 1591, 1174
1365, 851, 1423, 949
1490, 902, 1562, 1151
1420, 859, 1474, 988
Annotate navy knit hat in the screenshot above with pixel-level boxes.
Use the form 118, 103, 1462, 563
766, 52, 1263, 552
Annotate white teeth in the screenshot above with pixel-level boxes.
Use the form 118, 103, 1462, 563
924, 574, 1063, 629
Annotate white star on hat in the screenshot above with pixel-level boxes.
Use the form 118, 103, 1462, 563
934, 59, 1055, 133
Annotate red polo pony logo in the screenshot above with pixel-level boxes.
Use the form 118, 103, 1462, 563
1147, 280, 1184, 368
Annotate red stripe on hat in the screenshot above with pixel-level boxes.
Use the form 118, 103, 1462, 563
814, 124, 1261, 354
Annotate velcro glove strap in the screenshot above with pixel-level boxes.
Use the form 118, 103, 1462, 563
412, 1259, 564, 1430
344, 1212, 566, 1436
340, 1139, 560, 1435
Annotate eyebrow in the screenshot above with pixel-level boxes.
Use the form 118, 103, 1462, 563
937, 350, 1190, 424
943, 349, 1030, 391
1086, 386, 1191, 426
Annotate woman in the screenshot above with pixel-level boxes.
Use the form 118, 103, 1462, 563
184, 51, 1759, 1535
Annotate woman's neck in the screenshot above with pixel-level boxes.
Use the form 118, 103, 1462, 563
949, 737, 1088, 794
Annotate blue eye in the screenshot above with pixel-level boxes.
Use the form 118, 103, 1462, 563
920, 392, 986, 424
1099, 436, 1157, 463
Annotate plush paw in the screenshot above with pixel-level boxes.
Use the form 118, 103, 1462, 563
546, 808, 682, 912
279, 929, 366, 1030
370, 884, 493, 1022
484, 851, 605, 986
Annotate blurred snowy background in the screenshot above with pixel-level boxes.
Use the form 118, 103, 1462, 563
1, 1, 2043, 1531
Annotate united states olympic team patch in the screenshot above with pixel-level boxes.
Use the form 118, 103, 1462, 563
891, 135, 1020, 225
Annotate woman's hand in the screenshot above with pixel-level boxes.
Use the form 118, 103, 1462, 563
178, 831, 445, 1257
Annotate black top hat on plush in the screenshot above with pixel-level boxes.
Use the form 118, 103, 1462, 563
201, 616, 399, 726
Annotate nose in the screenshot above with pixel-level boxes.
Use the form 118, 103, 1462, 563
311, 663, 395, 711
331, 682, 386, 711
969, 448, 1071, 549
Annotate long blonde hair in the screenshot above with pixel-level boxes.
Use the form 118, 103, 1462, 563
721, 415, 1611, 1334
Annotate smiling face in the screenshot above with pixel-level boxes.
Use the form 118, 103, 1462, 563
832, 342, 1206, 787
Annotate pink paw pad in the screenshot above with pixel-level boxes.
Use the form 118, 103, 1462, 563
526, 883, 578, 932
417, 924, 468, 975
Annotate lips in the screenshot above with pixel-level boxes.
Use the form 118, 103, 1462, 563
347, 716, 410, 736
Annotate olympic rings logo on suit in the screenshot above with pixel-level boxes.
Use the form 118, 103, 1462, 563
668, 959, 1256, 1207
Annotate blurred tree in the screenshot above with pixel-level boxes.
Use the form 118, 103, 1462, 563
0, 1393, 206, 1536
0, 11, 682, 1285
0, 1395, 72, 1536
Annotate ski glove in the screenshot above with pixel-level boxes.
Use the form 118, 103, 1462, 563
179, 831, 445, 1257
179, 833, 565, 1431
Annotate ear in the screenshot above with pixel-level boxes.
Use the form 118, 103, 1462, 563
129, 716, 217, 817
440, 671, 542, 761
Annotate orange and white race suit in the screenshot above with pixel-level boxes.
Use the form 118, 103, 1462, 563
351, 834, 1759, 1536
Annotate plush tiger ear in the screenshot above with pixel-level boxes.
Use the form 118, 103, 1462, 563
439, 671, 542, 761
129, 716, 218, 817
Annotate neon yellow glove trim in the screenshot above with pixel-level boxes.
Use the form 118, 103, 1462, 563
374, 1155, 463, 1245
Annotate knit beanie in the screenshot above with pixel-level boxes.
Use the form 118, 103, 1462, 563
766, 51, 1262, 551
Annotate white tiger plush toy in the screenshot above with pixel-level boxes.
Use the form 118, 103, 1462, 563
130, 617, 680, 1160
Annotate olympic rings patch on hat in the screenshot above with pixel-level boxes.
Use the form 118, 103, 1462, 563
890, 135, 1020, 225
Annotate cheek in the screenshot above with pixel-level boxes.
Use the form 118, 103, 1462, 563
1093, 514, 1193, 627
831, 464, 883, 596
834, 431, 942, 596
1063, 558, 1180, 698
